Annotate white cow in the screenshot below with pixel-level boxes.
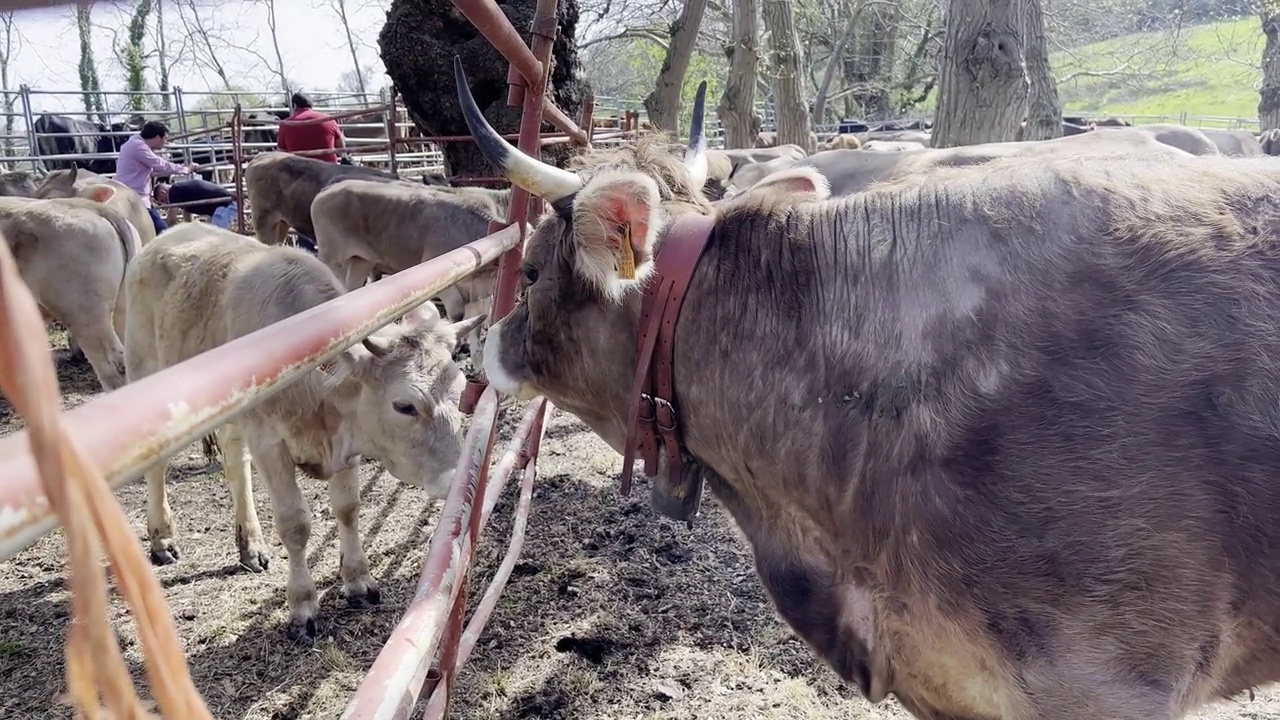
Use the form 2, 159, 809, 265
125, 222, 484, 642
0, 189, 141, 390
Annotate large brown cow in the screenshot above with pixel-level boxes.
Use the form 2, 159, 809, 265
703, 145, 807, 199
243, 150, 401, 245
1197, 128, 1264, 157
1260, 128, 1280, 156
310, 179, 509, 351
458, 62, 1280, 720
752, 128, 1201, 198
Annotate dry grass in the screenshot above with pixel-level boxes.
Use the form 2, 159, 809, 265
0, 328, 1275, 719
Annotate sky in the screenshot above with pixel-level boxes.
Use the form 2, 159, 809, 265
5, 0, 391, 115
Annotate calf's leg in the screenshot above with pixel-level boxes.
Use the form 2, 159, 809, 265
252, 439, 320, 642
146, 460, 179, 565
328, 467, 380, 607
71, 321, 127, 391
341, 257, 375, 291
218, 422, 270, 572
436, 285, 465, 322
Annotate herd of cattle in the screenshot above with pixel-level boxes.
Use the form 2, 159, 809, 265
705, 116, 1280, 200
8, 85, 1280, 719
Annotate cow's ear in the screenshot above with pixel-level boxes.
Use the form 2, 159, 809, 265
744, 167, 831, 202
571, 170, 663, 301
81, 183, 116, 204
449, 314, 487, 350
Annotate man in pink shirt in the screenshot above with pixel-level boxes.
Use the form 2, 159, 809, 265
114, 120, 197, 235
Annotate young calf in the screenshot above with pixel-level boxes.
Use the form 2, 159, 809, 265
0, 190, 141, 391
124, 222, 483, 642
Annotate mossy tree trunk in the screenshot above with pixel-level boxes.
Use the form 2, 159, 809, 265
379, 0, 590, 178
931, 0, 1029, 148
1261, 1, 1280, 130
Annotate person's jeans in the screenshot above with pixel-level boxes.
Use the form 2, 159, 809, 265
147, 207, 168, 235
295, 233, 318, 254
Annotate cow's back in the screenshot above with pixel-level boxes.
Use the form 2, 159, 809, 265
1199, 128, 1263, 157
312, 179, 505, 274
690, 154, 1280, 717
245, 151, 398, 237
124, 223, 342, 381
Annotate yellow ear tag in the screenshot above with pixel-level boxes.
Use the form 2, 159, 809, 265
616, 223, 637, 280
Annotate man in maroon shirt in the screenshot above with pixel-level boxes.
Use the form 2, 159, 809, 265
276, 92, 346, 163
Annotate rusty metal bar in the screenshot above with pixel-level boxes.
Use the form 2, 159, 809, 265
341, 0, 564, 714
339, 392, 552, 719
232, 104, 247, 233
449, 0, 542, 96
421, 400, 550, 717
449, 0, 588, 145
0, 226, 518, 560
386, 89, 400, 174
579, 93, 597, 150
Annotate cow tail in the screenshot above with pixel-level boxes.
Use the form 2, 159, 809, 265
102, 207, 139, 276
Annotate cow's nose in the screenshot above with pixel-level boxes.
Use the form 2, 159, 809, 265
425, 467, 459, 500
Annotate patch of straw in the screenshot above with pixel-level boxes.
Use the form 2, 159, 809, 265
0, 238, 212, 718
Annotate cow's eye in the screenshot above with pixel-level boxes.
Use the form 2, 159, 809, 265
522, 264, 539, 285
392, 400, 418, 417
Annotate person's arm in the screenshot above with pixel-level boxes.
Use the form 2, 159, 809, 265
330, 120, 346, 151
135, 141, 188, 176
277, 126, 289, 151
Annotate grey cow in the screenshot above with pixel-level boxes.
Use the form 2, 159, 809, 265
460, 62, 1280, 720
310, 178, 509, 351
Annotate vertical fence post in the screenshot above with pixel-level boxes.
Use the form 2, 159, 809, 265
232, 103, 246, 234
174, 87, 193, 168
385, 87, 399, 176
19, 84, 37, 172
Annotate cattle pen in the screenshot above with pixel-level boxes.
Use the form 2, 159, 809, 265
0, 0, 597, 717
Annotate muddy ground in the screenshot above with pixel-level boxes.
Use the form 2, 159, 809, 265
0, 333, 1276, 720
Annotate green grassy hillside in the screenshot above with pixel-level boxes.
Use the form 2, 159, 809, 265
1053, 18, 1263, 121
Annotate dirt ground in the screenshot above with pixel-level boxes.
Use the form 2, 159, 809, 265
1, 333, 1278, 720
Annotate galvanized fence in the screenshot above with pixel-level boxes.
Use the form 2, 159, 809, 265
0, 0, 601, 717
0, 85, 448, 185
593, 91, 1263, 145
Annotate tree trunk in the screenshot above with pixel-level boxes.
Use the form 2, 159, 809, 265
156, 0, 171, 110
1261, 9, 1280, 131
379, 0, 589, 178
1021, 0, 1060, 140
643, 0, 709, 133
333, 0, 368, 102
717, 0, 759, 149
812, 2, 864, 125
841, 6, 899, 121
75, 4, 105, 125
931, 0, 1028, 148
762, 0, 813, 153
123, 0, 153, 113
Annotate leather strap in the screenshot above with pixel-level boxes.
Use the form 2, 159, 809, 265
620, 211, 717, 497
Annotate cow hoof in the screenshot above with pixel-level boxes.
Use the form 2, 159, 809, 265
286, 616, 319, 644
149, 542, 180, 566
238, 546, 271, 573
345, 584, 382, 609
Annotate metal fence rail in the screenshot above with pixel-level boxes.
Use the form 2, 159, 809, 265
0, 0, 594, 718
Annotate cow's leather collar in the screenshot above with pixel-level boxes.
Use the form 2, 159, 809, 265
620, 211, 717, 522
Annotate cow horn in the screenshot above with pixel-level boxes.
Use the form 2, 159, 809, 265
685, 80, 708, 192
453, 56, 583, 202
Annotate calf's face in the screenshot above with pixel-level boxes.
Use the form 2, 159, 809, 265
333, 309, 486, 497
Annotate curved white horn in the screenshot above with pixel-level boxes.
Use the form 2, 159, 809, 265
453, 56, 583, 202
684, 80, 709, 192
